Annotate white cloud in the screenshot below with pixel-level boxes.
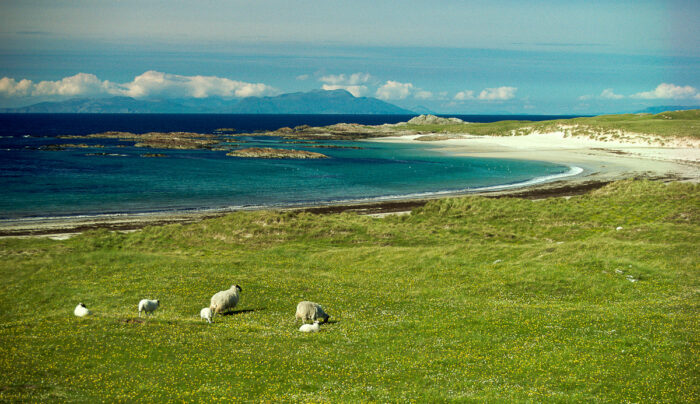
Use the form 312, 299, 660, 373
0, 77, 34, 97
631, 83, 698, 99
321, 84, 368, 97
320, 72, 371, 86
478, 86, 517, 101
0, 73, 117, 98
33, 73, 117, 97
375, 80, 413, 100
119, 71, 276, 98
319, 72, 371, 97
414, 90, 433, 100
600, 88, 624, 99
454, 87, 517, 101
0, 71, 277, 100
296, 74, 310, 81
454, 90, 475, 100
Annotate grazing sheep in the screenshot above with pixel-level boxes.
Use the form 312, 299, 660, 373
74, 303, 91, 317
295, 301, 330, 324
200, 307, 213, 323
138, 299, 160, 317
299, 321, 320, 333
210, 285, 242, 314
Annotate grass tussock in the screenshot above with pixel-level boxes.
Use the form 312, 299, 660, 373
0, 179, 698, 402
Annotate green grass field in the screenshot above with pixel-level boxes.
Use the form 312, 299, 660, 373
1, 180, 698, 401
402, 109, 700, 139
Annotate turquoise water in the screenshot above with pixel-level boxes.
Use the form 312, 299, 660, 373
0, 114, 576, 219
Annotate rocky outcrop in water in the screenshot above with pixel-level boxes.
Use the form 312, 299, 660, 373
227, 147, 329, 159
141, 153, 168, 158
38, 144, 105, 151
407, 115, 464, 125
59, 131, 220, 150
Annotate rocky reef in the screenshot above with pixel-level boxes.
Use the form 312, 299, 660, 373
37, 143, 105, 151
227, 147, 329, 159
59, 131, 220, 150
264, 122, 408, 140
406, 114, 464, 125
259, 116, 466, 140
40, 115, 466, 159
141, 153, 169, 158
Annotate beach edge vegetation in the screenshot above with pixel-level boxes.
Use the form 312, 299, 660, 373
400, 109, 700, 140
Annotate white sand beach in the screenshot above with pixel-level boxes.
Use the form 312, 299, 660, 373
373, 131, 700, 185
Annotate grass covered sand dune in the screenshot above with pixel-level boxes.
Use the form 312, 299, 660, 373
1, 180, 697, 401
400, 109, 700, 140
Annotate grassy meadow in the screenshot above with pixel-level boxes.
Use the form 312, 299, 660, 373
402, 109, 700, 140
0, 180, 698, 402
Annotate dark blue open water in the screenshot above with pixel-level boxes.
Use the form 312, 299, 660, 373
0, 114, 583, 219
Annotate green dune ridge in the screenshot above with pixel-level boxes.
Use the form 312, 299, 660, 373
402, 109, 700, 139
0, 179, 697, 402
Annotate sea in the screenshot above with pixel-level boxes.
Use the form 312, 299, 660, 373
0, 113, 584, 220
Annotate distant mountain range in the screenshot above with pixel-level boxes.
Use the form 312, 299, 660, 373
0, 90, 414, 114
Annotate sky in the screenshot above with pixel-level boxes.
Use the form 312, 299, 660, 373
0, 0, 699, 114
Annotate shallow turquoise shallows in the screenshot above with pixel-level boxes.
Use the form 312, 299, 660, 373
0, 114, 574, 219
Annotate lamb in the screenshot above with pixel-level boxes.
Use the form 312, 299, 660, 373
209, 284, 242, 315
74, 303, 91, 317
200, 307, 213, 323
295, 301, 330, 324
138, 299, 160, 316
299, 321, 321, 333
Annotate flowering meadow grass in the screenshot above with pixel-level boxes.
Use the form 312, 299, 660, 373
0, 180, 697, 401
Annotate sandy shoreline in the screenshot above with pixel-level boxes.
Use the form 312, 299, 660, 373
2, 131, 698, 238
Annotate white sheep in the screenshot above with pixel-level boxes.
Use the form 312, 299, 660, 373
295, 301, 330, 324
210, 284, 242, 315
74, 303, 91, 317
200, 307, 213, 323
299, 321, 320, 333
138, 299, 160, 317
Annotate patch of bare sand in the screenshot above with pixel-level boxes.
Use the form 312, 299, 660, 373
372, 131, 700, 184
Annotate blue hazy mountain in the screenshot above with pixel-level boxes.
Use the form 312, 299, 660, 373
1, 90, 414, 114
225, 90, 413, 114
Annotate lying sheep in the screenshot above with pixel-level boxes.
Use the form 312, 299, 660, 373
200, 307, 213, 323
210, 285, 242, 314
299, 321, 320, 333
74, 303, 92, 317
138, 299, 160, 317
295, 301, 330, 324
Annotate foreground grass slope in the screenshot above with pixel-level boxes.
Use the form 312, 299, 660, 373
403, 109, 700, 139
0, 180, 698, 402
